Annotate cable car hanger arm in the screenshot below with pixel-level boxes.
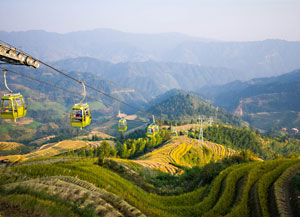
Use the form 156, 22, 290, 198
3, 70, 13, 93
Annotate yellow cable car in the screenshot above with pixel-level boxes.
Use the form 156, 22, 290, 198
147, 124, 155, 137
1, 93, 27, 121
171, 126, 177, 137
70, 103, 91, 128
147, 115, 159, 137
154, 124, 159, 133
70, 82, 91, 129
118, 118, 127, 132
0, 70, 27, 121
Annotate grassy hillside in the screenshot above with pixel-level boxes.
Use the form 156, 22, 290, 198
1, 157, 300, 217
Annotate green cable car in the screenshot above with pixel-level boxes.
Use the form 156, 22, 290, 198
0, 70, 27, 122
70, 82, 91, 129
118, 118, 127, 132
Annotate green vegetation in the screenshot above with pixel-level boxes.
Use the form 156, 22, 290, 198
148, 93, 247, 127
116, 129, 170, 159
1, 157, 300, 217
202, 125, 263, 156
188, 124, 300, 159
257, 160, 298, 217
274, 163, 300, 217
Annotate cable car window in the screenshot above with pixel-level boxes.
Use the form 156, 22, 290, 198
85, 108, 89, 116
2, 99, 10, 108
73, 109, 83, 120
16, 97, 22, 107
21, 97, 27, 109
1, 99, 12, 112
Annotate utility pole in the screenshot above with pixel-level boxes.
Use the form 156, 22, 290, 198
198, 115, 204, 146
209, 116, 213, 126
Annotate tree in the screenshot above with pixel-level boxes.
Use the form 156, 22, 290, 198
88, 148, 94, 157
97, 155, 105, 166
120, 143, 128, 158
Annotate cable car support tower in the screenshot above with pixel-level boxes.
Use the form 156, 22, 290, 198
198, 115, 204, 146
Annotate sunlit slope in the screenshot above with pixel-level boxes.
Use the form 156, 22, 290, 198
0, 142, 24, 151
0, 140, 87, 163
1, 158, 300, 217
131, 136, 236, 174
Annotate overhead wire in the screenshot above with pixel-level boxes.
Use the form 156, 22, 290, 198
0, 66, 115, 110
0, 39, 154, 117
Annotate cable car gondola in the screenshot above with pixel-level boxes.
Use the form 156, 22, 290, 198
171, 125, 177, 137
171, 128, 178, 137
147, 115, 159, 137
118, 117, 127, 132
70, 82, 91, 129
117, 109, 128, 132
147, 125, 155, 137
0, 70, 27, 121
184, 129, 188, 136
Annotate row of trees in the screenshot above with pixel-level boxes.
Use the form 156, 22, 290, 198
116, 130, 171, 159
64, 129, 170, 162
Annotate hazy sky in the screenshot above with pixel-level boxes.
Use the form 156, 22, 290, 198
1, 0, 300, 41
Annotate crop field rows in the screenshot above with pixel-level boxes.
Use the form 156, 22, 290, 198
131, 137, 237, 173
133, 137, 194, 174
1, 158, 300, 216
0, 140, 88, 163
0, 142, 23, 151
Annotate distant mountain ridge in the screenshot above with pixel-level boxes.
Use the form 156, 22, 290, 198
1, 29, 300, 80
51, 57, 241, 97
198, 69, 300, 130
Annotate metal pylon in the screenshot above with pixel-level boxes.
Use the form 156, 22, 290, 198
198, 115, 204, 146
209, 116, 213, 126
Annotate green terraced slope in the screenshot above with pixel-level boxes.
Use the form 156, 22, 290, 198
1, 158, 300, 217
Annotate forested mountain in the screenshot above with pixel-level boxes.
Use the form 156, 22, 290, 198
146, 89, 210, 107
1, 29, 300, 81
147, 91, 246, 127
198, 69, 300, 130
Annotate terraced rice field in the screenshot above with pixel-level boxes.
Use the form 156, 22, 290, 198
132, 137, 193, 174
0, 140, 87, 163
0, 142, 24, 151
1, 158, 300, 217
132, 137, 236, 173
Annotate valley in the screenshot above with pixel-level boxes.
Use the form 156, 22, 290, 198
1, 21, 300, 217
